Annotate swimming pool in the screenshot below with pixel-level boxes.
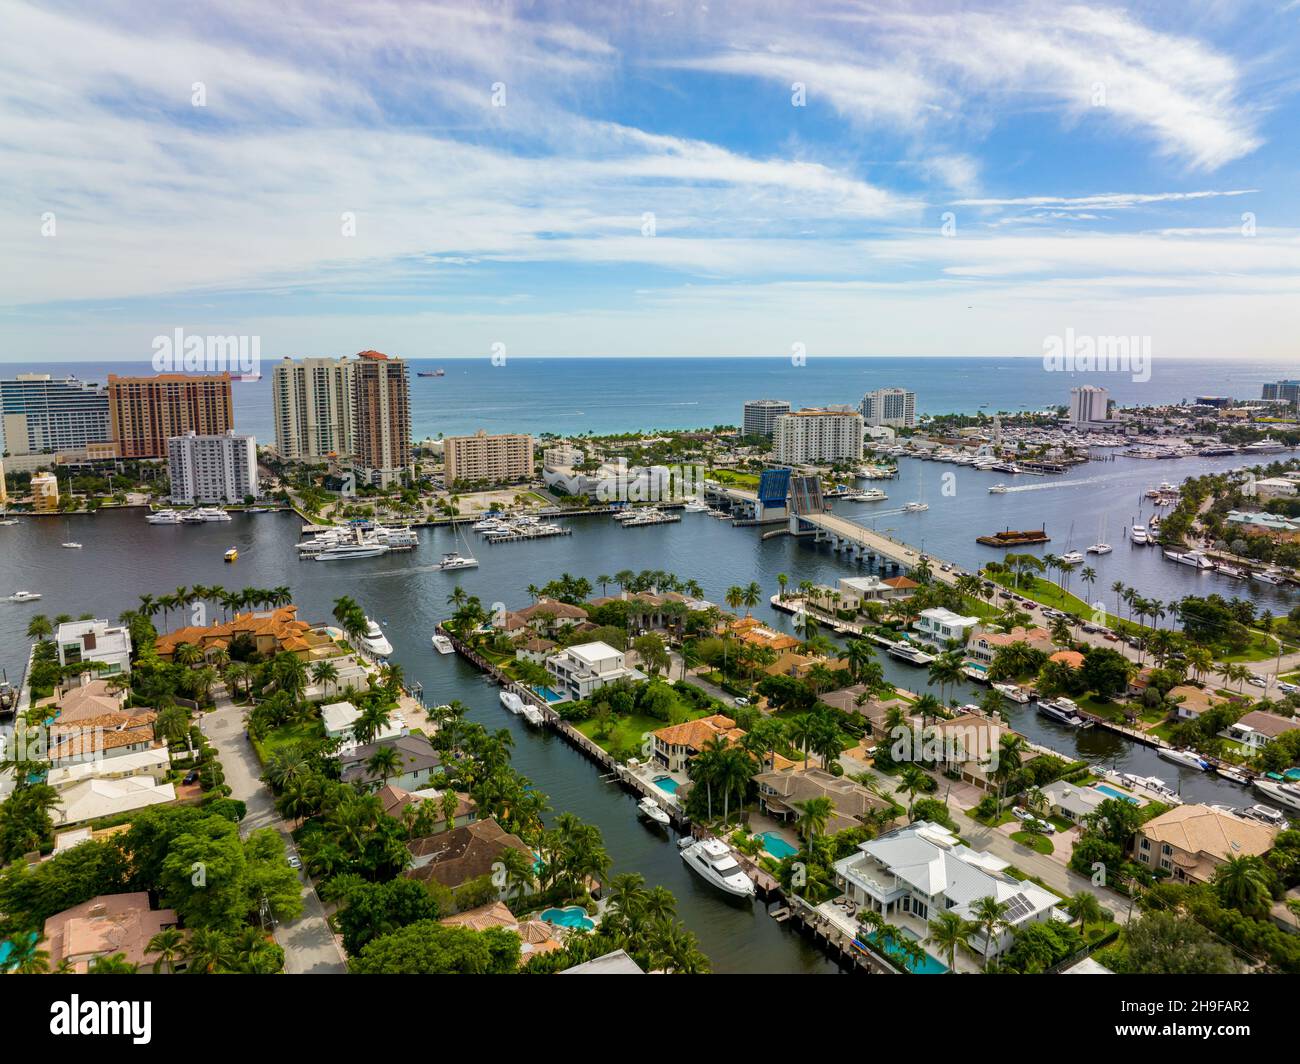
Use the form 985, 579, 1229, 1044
1284, 767, 1300, 781
541, 906, 595, 931
860, 929, 948, 974
652, 775, 680, 794
760, 831, 798, 859
1093, 784, 1140, 805
532, 685, 567, 704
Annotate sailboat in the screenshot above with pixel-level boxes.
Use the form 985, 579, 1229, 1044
436, 518, 479, 570
903, 464, 928, 512
1087, 514, 1111, 554
1059, 521, 1083, 564
60, 479, 82, 548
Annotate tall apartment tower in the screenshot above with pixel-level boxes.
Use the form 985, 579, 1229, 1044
772, 408, 864, 464
271, 356, 355, 461
167, 430, 258, 504
1068, 385, 1110, 425
860, 388, 916, 428
107, 374, 233, 459
742, 399, 791, 439
350, 351, 412, 488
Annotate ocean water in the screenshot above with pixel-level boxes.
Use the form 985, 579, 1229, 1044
4, 356, 1286, 444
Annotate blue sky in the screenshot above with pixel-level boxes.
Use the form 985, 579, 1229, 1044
2, 0, 1299, 363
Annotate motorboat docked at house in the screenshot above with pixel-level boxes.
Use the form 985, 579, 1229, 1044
1253, 778, 1300, 814
1214, 563, 1246, 579
1118, 773, 1179, 800
8, 590, 41, 603
1241, 804, 1288, 827
1158, 747, 1210, 771
992, 682, 1032, 703
1251, 568, 1288, 585
1036, 697, 1091, 727
1164, 549, 1213, 570
431, 633, 454, 655
678, 836, 755, 898
500, 690, 524, 715
885, 641, 936, 666
1214, 764, 1253, 786
638, 797, 671, 825
146, 509, 182, 524
520, 703, 544, 726
359, 618, 393, 658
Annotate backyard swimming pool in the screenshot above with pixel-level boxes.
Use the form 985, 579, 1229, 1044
1093, 784, 1140, 805
652, 775, 680, 794
860, 929, 948, 974
531, 685, 566, 704
760, 831, 798, 859
541, 906, 595, 931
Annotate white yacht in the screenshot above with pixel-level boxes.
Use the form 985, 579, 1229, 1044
436, 552, 479, 570
886, 642, 936, 665
1130, 525, 1148, 545
61, 541, 83, 549
431, 633, 454, 655
988, 484, 1010, 494
1061, 550, 1084, 564
638, 796, 671, 825
196, 507, 232, 522
992, 682, 1032, 703
521, 704, 545, 726
1241, 804, 1288, 828
1037, 697, 1089, 727
1252, 568, 1288, 585
683, 499, 709, 512
1163, 549, 1213, 570
179, 509, 207, 523
850, 488, 888, 502
146, 509, 181, 524
1087, 542, 1112, 555
1214, 563, 1246, 579
315, 542, 390, 561
1253, 778, 1300, 814
359, 618, 393, 658
8, 590, 41, 603
1244, 437, 1285, 454
1119, 773, 1178, 800
678, 837, 755, 898
500, 690, 524, 715
903, 501, 929, 512
1158, 747, 1209, 770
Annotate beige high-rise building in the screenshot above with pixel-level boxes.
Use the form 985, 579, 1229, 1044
444, 430, 534, 486
271, 356, 355, 461
31, 471, 59, 512
0, 457, 7, 506
350, 351, 411, 488
773, 408, 864, 464
107, 374, 233, 459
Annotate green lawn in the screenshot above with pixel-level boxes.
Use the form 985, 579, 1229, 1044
1010, 830, 1054, 855
986, 572, 1121, 624
1216, 632, 1284, 664
252, 719, 325, 764
707, 468, 760, 489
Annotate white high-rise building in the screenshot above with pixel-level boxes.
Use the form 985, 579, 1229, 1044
168, 430, 258, 504
1069, 385, 1109, 425
773, 409, 864, 464
860, 388, 916, 428
271, 356, 355, 461
743, 399, 791, 439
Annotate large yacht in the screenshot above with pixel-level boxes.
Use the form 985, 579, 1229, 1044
359, 617, 393, 658
1037, 697, 1090, 727
436, 552, 479, 570
1130, 525, 1148, 545
1158, 747, 1209, 770
146, 509, 182, 524
886, 641, 936, 665
431, 633, 454, 655
196, 507, 232, 522
1253, 778, 1300, 814
1164, 549, 1213, 570
314, 542, 390, 561
678, 837, 755, 898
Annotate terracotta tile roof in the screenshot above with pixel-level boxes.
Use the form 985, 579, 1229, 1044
155, 606, 312, 658
43, 893, 180, 974
1049, 650, 1085, 669
970, 626, 1053, 648
1142, 804, 1279, 868
652, 714, 743, 751
55, 681, 129, 723
406, 818, 533, 889
881, 576, 919, 589
439, 902, 564, 959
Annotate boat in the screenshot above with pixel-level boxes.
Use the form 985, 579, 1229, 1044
179, 509, 207, 523
1119, 773, 1178, 799
196, 507, 232, 522
1241, 804, 1288, 827
7, 591, 41, 603
146, 509, 181, 524
417, 371, 436, 377
0, 517, 18, 526
886, 642, 936, 666
1214, 563, 1246, 579
1164, 549, 1213, 570
992, 682, 1032, 703
223, 547, 238, 563
1036, 697, 1090, 727
1061, 550, 1084, 564
988, 484, 1010, 494
61, 541, 82, 549
431, 633, 454, 655
1244, 436, 1285, 453
976, 529, 1049, 547
638, 796, 671, 825
245, 506, 271, 513
433, 368, 445, 377
359, 618, 394, 658
1130, 525, 1148, 545
1087, 542, 1112, 554
1158, 747, 1209, 771
683, 499, 709, 512
903, 501, 929, 512
1214, 764, 1253, 786
500, 690, 524, 715
850, 488, 888, 502
521, 704, 544, 726
1252, 778, 1300, 814
436, 551, 479, 570
1252, 568, 1288, 585
678, 837, 755, 898
314, 543, 390, 561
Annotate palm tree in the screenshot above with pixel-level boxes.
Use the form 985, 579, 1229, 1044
1065, 891, 1104, 936
793, 796, 834, 847
776, 572, 788, 601
25, 614, 52, 642
969, 895, 1011, 971
1213, 855, 1272, 917
311, 660, 339, 697
926, 910, 971, 974
365, 745, 403, 787
896, 764, 930, 819
742, 581, 761, 617
146, 928, 186, 974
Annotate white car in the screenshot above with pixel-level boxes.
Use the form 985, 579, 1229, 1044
1248, 674, 1268, 688
733, 696, 750, 707
1278, 681, 1299, 694
1011, 808, 1055, 834
287, 854, 302, 870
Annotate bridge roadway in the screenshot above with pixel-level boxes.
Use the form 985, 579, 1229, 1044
791, 511, 959, 584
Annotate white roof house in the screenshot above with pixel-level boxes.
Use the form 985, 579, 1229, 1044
913, 607, 980, 647
546, 641, 640, 701
320, 700, 406, 754
834, 822, 1060, 958
55, 619, 133, 677
52, 777, 176, 827
1040, 779, 1108, 822
45, 747, 172, 792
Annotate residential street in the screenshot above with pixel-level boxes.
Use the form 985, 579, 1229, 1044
201, 693, 348, 974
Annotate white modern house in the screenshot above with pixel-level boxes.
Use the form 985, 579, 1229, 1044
55, 619, 133, 677
321, 699, 407, 754
834, 822, 1060, 961
546, 641, 639, 701
913, 607, 979, 648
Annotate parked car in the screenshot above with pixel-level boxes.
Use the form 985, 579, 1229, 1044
1012, 808, 1056, 834
1278, 681, 1299, 694
287, 854, 302, 870
182, 769, 200, 785
733, 696, 750, 707
1248, 674, 1268, 688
